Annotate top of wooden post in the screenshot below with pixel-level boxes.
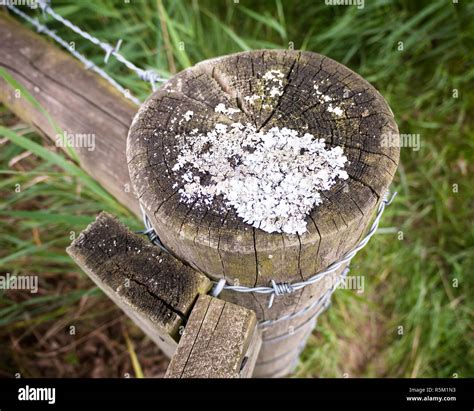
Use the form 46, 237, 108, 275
127, 50, 399, 288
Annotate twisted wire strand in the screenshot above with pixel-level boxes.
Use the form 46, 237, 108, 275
136, 203, 169, 253
36, 0, 165, 90
6, 4, 141, 105
254, 267, 350, 372
216, 191, 397, 307
139, 191, 396, 308
258, 265, 350, 328
6, 2, 166, 104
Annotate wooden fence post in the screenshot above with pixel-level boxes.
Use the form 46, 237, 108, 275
127, 50, 399, 377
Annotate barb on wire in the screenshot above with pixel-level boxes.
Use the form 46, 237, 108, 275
36, 0, 165, 91
136, 203, 169, 253
139, 190, 396, 309
212, 191, 397, 307
6, 4, 142, 105
258, 266, 350, 328
104, 39, 122, 64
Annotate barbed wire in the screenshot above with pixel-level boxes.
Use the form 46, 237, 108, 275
36, 0, 165, 89
6, 1, 167, 105
212, 191, 397, 307
5, 4, 141, 104
258, 265, 349, 329
137, 203, 169, 253
254, 267, 350, 373
140, 191, 397, 309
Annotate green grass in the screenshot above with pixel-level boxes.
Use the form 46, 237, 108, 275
0, 0, 473, 377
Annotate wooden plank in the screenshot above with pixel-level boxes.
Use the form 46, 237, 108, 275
165, 295, 261, 378
0, 11, 139, 214
67, 212, 212, 357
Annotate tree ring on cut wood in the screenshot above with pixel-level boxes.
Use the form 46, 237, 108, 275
127, 50, 399, 289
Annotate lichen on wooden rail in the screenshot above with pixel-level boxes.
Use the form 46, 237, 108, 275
67, 212, 212, 357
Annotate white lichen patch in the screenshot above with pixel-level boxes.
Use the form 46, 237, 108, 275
172, 116, 349, 235
244, 69, 286, 108
314, 84, 344, 117
215, 103, 241, 116
244, 94, 261, 104
263, 69, 285, 97
327, 105, 344, 116
183, 110, 194, 121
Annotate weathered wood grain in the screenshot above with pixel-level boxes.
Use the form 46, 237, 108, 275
128, 49, 399, 375
128, 49, 398, 287
67, 212, 212, 357
165, 295, 261, 378
0, 11, 139, 214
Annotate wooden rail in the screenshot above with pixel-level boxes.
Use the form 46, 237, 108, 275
0, 10, 138, 214
67, 212, 212, 357
165, 295, 261, 378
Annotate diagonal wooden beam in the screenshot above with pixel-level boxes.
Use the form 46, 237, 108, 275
0, 10, 139, 214
67, 212, 212, 357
